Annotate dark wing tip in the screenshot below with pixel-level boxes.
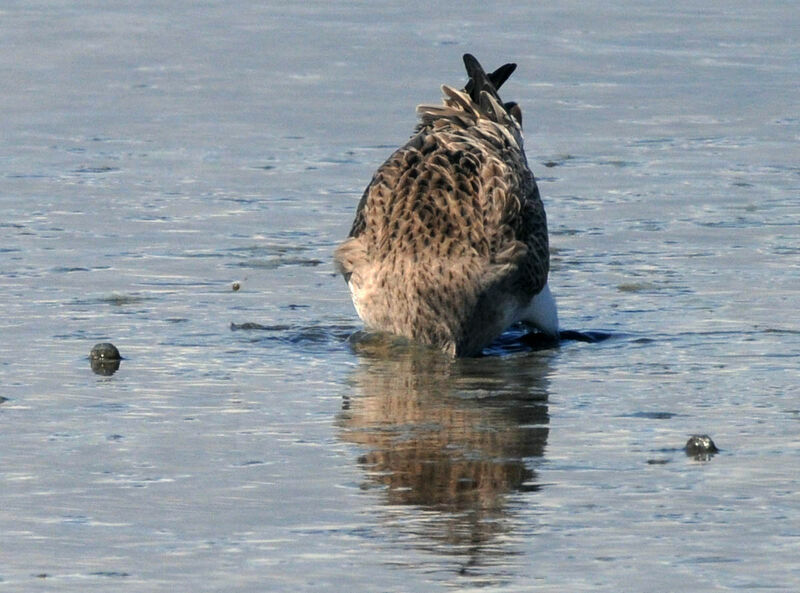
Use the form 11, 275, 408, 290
489, 63, 516, 90
462, 53, 481, 71
462, 54, 490, 103
462, 54, 517, 102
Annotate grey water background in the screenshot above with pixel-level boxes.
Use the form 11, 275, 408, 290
1, 1, 798, 591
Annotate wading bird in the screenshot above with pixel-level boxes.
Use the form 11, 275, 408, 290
335, 54, 558, 356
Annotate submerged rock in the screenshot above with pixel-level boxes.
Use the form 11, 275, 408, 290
90, 342, 121, 360
685, 434, 719, 460
90, 342, 121, 376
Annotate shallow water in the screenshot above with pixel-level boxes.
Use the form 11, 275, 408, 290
1, 1, 799, 591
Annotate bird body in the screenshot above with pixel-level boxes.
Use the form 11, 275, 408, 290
335, 55, 558, 356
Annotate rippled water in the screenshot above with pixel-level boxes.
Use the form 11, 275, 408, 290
2, 1, 798, 591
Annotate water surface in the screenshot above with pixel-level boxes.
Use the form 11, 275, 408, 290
1, 1, 798, 591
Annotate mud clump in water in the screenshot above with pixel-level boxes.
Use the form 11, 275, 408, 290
685, 434, 719, 460
90, 342, 122, 376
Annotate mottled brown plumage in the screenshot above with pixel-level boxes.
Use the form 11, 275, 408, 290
335, 54, 558, 356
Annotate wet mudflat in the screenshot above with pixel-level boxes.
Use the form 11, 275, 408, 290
1, 2, 798, 591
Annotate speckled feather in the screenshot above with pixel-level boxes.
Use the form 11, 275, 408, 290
335, 55, 553, 356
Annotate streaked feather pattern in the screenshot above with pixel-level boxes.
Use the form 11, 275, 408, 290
335, 54, 558, 356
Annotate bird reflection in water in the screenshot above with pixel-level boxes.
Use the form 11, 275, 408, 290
337, 332, 552, 575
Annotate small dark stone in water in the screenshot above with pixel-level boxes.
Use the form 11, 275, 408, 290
685, 435, 719, 459
91, 358, 121, 376
90, 343, 121, 376
0, 396, 8, 405
90, 342, 121, 361
232, 281, 241, 291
